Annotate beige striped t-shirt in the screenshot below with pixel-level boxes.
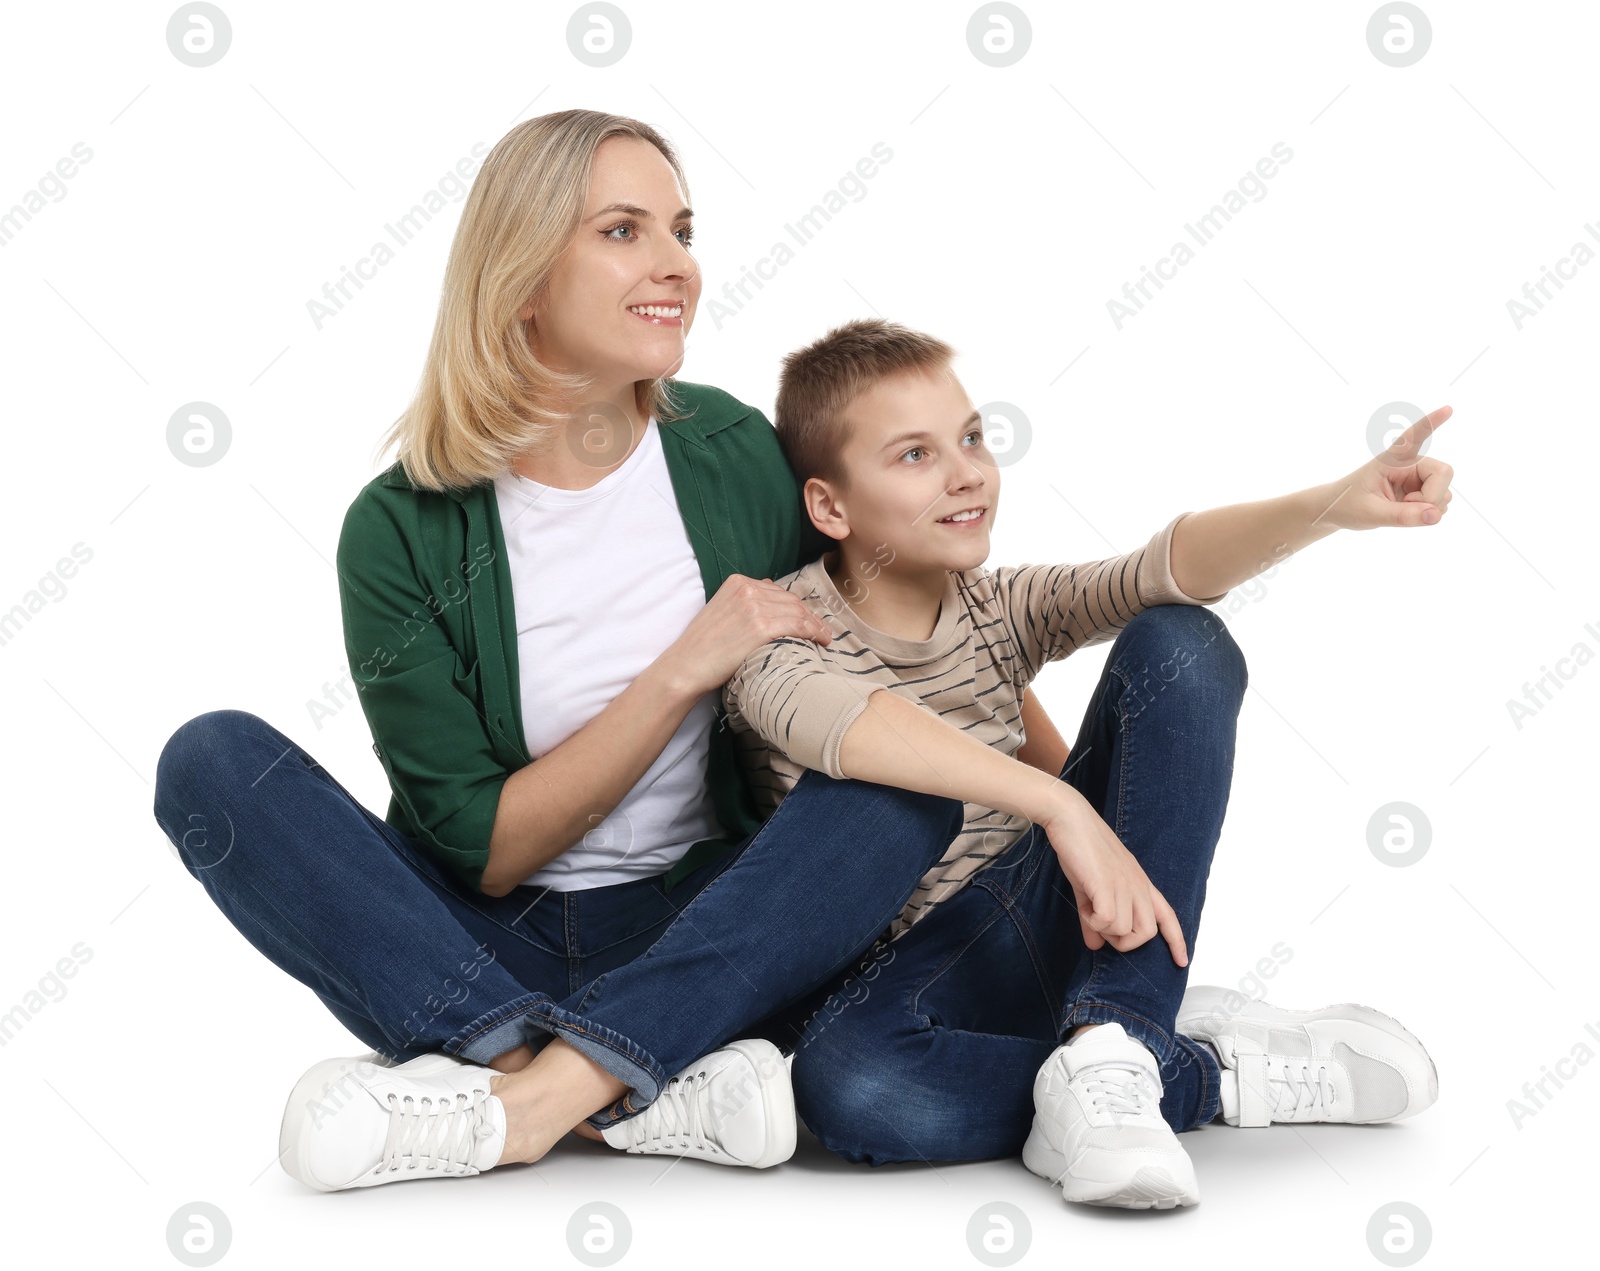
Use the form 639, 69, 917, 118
720, 511, 1227, 942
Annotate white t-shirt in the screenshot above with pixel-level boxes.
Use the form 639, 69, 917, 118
491, 416, 724, 891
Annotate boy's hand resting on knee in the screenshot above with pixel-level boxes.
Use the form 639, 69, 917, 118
1039, 792, 1189, 966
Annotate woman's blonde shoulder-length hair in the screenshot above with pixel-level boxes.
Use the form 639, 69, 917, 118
375, 109, 692, 493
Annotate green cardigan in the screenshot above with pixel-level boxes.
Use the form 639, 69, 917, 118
335, 380, 830, 895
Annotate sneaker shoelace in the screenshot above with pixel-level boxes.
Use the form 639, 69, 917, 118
1076, 1059, 1160, 1123
377, 1090, 495, 1177
1264, 1059, 1335, 1119
619, 1068, 717, 1154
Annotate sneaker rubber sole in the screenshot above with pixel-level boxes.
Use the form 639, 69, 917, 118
1022, 1114, 1198, 1209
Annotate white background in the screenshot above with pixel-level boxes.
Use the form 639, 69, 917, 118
1, 0, 1593, 1266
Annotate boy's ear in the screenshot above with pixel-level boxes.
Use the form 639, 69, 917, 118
803, 475, 851, 542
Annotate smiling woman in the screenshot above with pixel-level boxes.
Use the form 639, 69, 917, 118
151, 107, 1079, 1195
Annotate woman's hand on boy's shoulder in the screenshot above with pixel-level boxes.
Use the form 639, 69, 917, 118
1312, 404, 1454, 532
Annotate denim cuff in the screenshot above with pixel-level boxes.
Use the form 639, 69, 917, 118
1171, 1030, 1223, 1126
522, 1000, 665, 1128
443, 990, 555, 1067
1061, 1000, 1221, 1131
1061, 1000, 1181, 1068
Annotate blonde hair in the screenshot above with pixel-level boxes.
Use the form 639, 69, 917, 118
774, 317, 956, 488
376, 110, 692, 492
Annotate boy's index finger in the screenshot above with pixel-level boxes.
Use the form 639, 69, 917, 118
1390, 404, 1451, 458
1155, 892, 1188, 965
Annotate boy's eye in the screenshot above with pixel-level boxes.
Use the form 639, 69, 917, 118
904, 430, 984, 463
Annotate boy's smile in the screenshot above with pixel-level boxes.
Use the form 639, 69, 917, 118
935, 505, 989, 528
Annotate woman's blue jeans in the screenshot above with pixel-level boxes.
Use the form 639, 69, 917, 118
152, 706, 965, 1128
152, 602, 1243, 1148
767, 603, 1248, 1163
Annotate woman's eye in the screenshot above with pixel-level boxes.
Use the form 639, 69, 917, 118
603, 222, 694, 245
902, 447, 925, 463
963, 429, 985, 446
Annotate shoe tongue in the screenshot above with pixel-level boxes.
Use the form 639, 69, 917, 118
1064, 1024, 1157, 1080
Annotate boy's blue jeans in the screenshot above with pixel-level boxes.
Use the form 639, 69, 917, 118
152, 602, 1242, 1146
765, 602, 1247, 1163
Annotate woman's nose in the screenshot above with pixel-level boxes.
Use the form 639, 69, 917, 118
656, 233, 696, 281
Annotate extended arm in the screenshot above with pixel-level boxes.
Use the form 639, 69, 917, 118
1167, 484, 1341, 601
1168, 405, 1455, 599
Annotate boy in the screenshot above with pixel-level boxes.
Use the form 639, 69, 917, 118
722, 318, 1446, 1208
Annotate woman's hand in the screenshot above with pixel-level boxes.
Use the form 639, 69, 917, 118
1317, 405, 1455, 532
1038, 791, 1189, 966
657, 574, 835, 698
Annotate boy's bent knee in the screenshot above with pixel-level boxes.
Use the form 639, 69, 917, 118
1117, 604, 1246, 695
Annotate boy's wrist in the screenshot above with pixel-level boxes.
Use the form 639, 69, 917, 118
1299, 481, 1349, 543
1025, 773, 1086, 828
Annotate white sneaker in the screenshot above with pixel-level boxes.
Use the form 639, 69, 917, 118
1022, 1022, 1199, 1209
279, 1051, 506, 1190
1177, 986, 1440, 1126
600, 1038, 796, 1169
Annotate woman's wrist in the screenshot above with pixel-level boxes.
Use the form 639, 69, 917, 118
636, 648, 706, 711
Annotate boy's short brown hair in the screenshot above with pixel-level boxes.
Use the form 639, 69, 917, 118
774, 317, 956, 488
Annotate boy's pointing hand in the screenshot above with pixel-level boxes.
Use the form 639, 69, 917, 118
1040, 794, 1189, 967
1315, 404, 1455, 532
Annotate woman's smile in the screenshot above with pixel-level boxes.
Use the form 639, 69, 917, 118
627, 299, 685, 326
